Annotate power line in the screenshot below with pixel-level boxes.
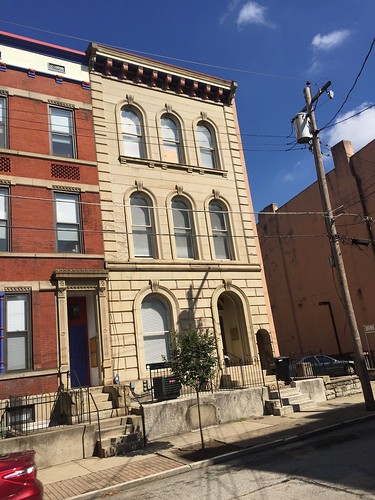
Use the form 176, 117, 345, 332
0, 18, 307, 83
321, 37, 375, 131
322, 103, 375, 131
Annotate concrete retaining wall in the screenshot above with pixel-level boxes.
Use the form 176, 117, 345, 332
325, 376, 362, 400
0, 423, 96, 469
142, 387, 268, 441
292, 378, 326, 402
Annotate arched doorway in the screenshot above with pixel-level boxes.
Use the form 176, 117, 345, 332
256, 328, 273, 373
217, 292, 251, 364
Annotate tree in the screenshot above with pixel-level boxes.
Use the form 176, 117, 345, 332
169, 326, 217, 449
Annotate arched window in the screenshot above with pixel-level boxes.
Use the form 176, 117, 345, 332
209, 200, 232, 260
121, 108, 144, 158
172, 197, 195, 259
197, 122, 217, 169
130, 193, 156, 258
141, 295, 170, 365
161, 115, 182, 164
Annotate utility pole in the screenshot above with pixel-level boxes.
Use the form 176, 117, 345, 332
298, 82, 375, 411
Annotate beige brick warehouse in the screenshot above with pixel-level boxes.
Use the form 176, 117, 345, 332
87, 43, 277, 386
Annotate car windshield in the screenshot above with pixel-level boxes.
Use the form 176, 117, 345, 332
316, 355, 335, 364
303, 356, 317, 364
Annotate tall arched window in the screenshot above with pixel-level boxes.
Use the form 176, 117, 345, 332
197, 122, 217, 169
209, 200, 232, 260
130, 193, 156, 258
121, 108, 144, 158
172, 197, 195, 259
161, 115, 182, 164
141, 295, 170, 365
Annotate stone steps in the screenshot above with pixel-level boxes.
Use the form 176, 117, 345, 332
265, 385, 317, 416
95, 415, 144, 458
88, 387, 144, 458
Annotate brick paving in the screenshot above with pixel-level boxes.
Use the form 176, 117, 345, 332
43, 455, 184, 500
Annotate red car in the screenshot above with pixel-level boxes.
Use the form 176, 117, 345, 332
0, 450, 43, 499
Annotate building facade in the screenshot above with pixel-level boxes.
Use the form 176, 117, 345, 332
0, 33, 111, 399
257, 139, 375, 359
87, 43, 276, 387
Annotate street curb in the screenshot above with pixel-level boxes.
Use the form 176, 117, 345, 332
68, 412, 375, 499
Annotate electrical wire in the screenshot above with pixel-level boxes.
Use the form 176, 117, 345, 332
321, 37, 375, 131
322, 103, 375, 131
0, 18, 307, 83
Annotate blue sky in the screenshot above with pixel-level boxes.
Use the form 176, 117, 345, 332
0, 1, 374, 213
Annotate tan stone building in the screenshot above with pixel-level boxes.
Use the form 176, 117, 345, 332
87, 43, 276, 387
257, 139, 375, 360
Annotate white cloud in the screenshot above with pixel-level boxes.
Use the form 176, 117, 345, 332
323, 104, 375, 152
284, 172, 295, 182
237, 1, 274, 28
312, 29, 350, 50
220, 0, 241, 25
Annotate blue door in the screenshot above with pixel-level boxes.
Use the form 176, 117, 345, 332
68, 297, 90, 388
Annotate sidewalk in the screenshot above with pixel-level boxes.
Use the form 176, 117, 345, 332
39, 387, 375, 500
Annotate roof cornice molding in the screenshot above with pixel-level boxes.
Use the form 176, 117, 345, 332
87, 42, 237, 105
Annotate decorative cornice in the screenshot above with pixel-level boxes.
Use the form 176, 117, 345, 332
4, 286, 32, 292
87, 43, 237, 105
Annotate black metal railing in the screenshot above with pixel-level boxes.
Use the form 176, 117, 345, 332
143, 355, 264, 402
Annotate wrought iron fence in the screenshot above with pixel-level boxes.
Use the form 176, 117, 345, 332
143, 356, 264, 402
0, 388, 92, 439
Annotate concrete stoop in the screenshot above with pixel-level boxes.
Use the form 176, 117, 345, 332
265, 386, 317, 416
95, 415, 144, 458
88, 386, 144, 458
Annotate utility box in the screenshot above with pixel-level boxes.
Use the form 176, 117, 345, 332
153, 376, 180, 401
273, 356, 291, 384
292, 112, 312, 144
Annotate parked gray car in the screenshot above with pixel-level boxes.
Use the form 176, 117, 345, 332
290, 355, 356, 378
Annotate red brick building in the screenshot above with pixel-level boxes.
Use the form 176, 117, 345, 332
257, 139, 375, 361
0, 32, 112, 399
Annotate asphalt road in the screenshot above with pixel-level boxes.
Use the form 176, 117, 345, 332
100, 418, 375, 499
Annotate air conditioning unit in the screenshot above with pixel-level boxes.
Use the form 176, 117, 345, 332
153, 376, 180, 401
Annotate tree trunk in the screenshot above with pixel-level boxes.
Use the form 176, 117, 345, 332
196, 388, 205, 449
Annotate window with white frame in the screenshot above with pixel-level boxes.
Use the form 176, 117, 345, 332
50, 106, 76, 158
209, 200, 232, 260
54, 192, 82, 253
141, 295, 170, 365
130, 193, 156, 258
3, 293, 32, 372
121, 108, 144, 158
0, 96, 8, 149
197, 122, 217, 169
161, 115, 182, 164
0, 187, 9, 251
172, 197, 195, 259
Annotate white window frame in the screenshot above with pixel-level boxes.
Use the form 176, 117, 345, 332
54, 192, 82, 253
0, 95, 8, 149
171, 197, 195, 259
161, 115, 183, 164
4, 293, 32, 372
130, 193, 156, 258
0, 187, 9, 251
50, 106, 76, 158
197, 122, 217, 169
141, 295, 170, 366
209, 201, 232, 260
121, 107, 144, 158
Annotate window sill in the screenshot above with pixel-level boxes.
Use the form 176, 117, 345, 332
119, 156, 228, 178
0, 368, 58, 381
